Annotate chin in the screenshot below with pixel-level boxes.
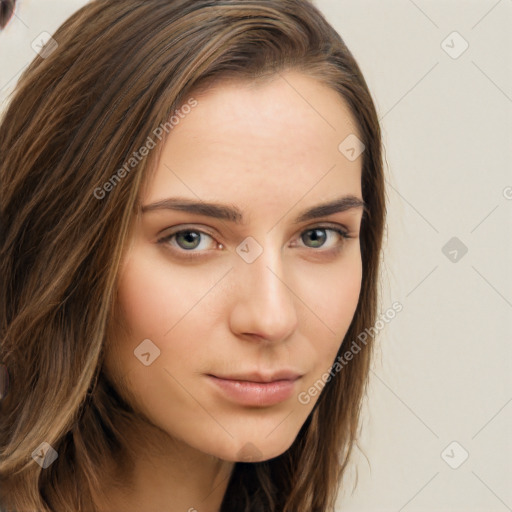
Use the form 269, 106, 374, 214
205, 433, 297, 463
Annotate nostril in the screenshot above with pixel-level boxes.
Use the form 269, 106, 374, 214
0, 0, 16, 30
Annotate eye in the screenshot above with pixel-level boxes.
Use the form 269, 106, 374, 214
158, 228, 218, 253
297, 226, 350, 250
157, 224, 352, 259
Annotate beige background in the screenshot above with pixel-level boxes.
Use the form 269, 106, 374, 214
1, 1, 511, 511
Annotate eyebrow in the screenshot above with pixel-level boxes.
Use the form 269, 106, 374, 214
140, 195, 367, 224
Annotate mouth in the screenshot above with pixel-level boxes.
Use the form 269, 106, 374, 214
207, 371, 302, 407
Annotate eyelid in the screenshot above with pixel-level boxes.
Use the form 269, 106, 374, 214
302, 220, 351, 234
156, 224, 218, 243
157, 221, 352, 238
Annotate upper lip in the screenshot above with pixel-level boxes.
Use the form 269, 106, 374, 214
209, 370, 302, 383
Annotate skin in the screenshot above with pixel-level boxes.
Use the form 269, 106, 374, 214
101, 70, 364, 512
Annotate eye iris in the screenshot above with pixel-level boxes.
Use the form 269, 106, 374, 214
176, 231, 201, 250
302, 228, 327, 248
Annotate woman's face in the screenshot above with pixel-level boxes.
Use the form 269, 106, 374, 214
105, 70, 365, 462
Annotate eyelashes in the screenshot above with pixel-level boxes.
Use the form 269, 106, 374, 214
157, 224, 352, 260
0, 0, 16, 30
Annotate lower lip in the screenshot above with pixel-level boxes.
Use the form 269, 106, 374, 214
208, 376, 299, 407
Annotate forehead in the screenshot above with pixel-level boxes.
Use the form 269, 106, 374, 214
143, 71, 363, 212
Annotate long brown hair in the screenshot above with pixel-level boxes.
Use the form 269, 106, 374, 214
0, 0, 385, 510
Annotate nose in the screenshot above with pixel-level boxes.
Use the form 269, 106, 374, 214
228, 241, 299, 343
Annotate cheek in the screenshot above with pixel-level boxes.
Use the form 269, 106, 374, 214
105, 250, 195, 393
115, 253, 174, 341
115, 247, 218, 343
105, 250, 209, 420
296, 249, 362, 372
108, 246, 229, 385
296, 248, 362, 336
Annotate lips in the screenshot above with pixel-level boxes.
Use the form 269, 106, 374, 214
209, 370, 302, 383
207, 370, 302, 407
